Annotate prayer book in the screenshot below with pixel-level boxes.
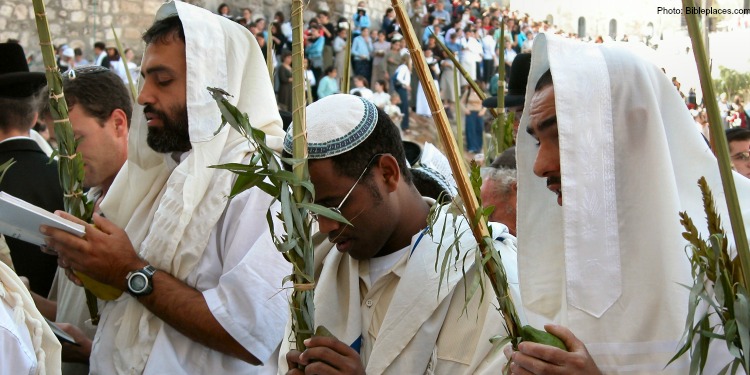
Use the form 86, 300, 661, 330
0, 191, 85, 246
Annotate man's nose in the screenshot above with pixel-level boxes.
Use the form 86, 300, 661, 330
533, 146, 558, 178
316, 215, 341, 235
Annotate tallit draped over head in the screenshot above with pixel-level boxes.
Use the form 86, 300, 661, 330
516, 33, 750, 373
99, 1, 283, 373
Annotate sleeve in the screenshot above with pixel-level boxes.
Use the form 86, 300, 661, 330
202, 188, 291, 366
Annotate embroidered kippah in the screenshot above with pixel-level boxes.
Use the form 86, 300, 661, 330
283, 94, 378, 159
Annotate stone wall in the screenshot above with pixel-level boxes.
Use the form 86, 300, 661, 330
1, 0, 391, 71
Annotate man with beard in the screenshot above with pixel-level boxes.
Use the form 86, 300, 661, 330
507, 34, 750, 374
280, 94, 520, 374
41, 2, 290, 374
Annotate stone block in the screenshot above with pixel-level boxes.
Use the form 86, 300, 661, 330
61, 0, 82, 11
0, 4, 13, 18
13, 4, 28, 20
101, 0, 111, 14
70, 10, 86, 22
119, 0, 141, 14
102, 14, 113, 26
50, 23, 62, 36
0, 19, 6, 31
59, 10, 68, 18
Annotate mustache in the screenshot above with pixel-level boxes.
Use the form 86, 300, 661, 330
143, 105, 167, 119
546, 177, 561, 186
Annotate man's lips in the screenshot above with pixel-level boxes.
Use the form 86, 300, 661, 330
546, 178, 562, 200
329, 235, 353, 253
144, 111, 162, 126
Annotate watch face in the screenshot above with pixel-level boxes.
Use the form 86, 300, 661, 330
130, 273, 148, 293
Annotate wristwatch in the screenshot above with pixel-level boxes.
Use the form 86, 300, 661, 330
126, 265, 157, 297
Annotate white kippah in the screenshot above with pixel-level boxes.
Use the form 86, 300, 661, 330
283, 94, 379, 159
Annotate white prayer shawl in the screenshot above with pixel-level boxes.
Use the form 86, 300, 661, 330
98, 1, 284, 373
0, 258, 62, 375
279, 206, 522, 374
516, 34, 750, 374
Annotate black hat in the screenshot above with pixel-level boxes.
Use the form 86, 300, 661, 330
0, 43, 46, 98
402, 140, 422, 166
482, 53, 531, 109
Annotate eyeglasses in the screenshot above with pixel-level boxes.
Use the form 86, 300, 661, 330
311, 153, 386, 222
731, 151, 750, 162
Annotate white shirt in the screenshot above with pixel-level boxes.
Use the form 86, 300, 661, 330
0, 298, 36, 375
394, 64, 411, 88
370, 92, 390, 109
90, 187, 289, 374
95, 51, 108, 66
481, 35, 496, 60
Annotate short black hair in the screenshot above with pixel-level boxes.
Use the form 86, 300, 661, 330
534, 69, 553, 92
143, 15, 185, 45
94, 41, 106, 50
726, 127, 750, 143
63, 67, 132, 128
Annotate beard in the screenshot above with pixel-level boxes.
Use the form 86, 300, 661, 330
144, 104, 191, 153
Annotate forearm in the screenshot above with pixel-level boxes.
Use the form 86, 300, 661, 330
30, 290, 57, 320
137, 269, 260, 365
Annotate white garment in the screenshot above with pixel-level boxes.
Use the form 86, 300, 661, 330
350, 87, 373, 101
94, 51, 107, 67
517, 34, 750, 374
481, 34, 496, 60
1, 298, 36, 375
96, 1, 287, 374
279, 204, 522, 374
370, 92, 390, 109
109, 59, 129, 85
92, 187, 288, 374
0, 260, 61, 375
394, 64, 410, 88
416, 80, 439, 116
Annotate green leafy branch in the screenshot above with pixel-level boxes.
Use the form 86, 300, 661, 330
208, 87, 345, 352
669, 177, 749, 374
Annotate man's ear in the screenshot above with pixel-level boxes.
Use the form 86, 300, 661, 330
378, 154, 401, 193
511, 180, 518, 192
110, 109, 129, 137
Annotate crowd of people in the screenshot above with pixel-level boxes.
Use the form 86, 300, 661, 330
1, 0, 750, 375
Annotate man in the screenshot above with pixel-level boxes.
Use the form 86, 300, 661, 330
73, 48, 90, 67
727, 127, 750, 179
480, 147, 517, 236
281, 94, 519, 374
49, 66, 131, 375
0, 42, 65, 297
431, 1, 451, 24
93, 41, 110, 68
317, 11, 335, 71
510, 34, 750, 374
42, 2, 289, 373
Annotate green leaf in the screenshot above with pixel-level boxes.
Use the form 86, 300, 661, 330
296, 202, 352, 226
520, 325, 567, 351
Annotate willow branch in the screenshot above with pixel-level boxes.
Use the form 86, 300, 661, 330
683, 0, 750, 290
392, 0, 520, 339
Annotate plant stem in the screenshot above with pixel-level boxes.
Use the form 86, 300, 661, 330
111, 26, 137, 102
392, 0, 520, 340
290, 0, 314, 352
683, 0, 750, 290
431, 29, 498, 119
454, 69, 464, 157
267, 20, 275, 83
342, 24, 352, 94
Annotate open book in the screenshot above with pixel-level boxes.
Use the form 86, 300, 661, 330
0, 191, 85, 246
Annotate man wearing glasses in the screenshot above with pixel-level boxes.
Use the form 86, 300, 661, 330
726, 127, 750, 179
280, 94, 520, 374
